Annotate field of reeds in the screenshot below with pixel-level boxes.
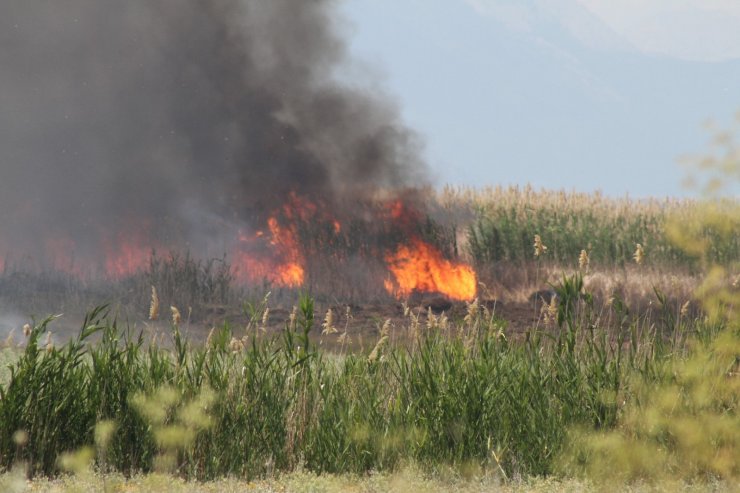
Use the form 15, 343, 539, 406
0, 260, 738, 490
1, 156, 739, 491
435, 182, 738, 267
3, 184, 738, 323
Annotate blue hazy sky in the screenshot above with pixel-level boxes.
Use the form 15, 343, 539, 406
340, 0, 740, 197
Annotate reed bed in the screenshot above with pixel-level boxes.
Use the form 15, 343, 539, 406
0, 274, 725, 483
4, 186, 735, 315
434, 185, 739, 270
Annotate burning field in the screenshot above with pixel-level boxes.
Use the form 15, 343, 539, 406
0, 0, 732, 339
0, 0, 480, 320
0, 188, 477, 302
2, 1, 739, 488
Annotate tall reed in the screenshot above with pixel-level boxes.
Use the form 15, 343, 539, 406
0, 280, 702, 480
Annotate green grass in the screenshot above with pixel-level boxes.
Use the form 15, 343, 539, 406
451, 187, 740, 270
0, 276, 710, 482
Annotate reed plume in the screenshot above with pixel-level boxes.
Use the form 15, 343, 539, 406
170, 306, 181, 326
149, 286, 160, 321
533, 234, 548, 257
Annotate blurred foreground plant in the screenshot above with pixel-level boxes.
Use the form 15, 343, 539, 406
557, 121, 740, 486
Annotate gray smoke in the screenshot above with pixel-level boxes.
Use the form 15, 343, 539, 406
0, 0, 426, 269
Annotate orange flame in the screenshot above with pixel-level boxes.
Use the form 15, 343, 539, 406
103, 234, 151, 279
265, 216, 305, 286
233, 216, 305, 287
384, 237, 477, 301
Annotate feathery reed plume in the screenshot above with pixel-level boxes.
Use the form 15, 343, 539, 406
321, 308, 337, 335
438, 312, 449, 331
549, 297, 558, 321
22, 323, 32, 337
680, 300, 690, 318
578, 249, 590, 272
229, 337, 244, 353
408, 309, 421, 342
260, 307, 270, 333
533, 234, 548, 257
426, 307, 437, 330
464, 298, 480, 326
288, 306, 298, 331
337, 330, 351, 346
149, 286, 160, 321
482, 304, 492, 321
368, 320, 392, 363
380, 318, 391, 338
541, 297, 558, 327
170, 306, 181, 326
44, 332, 53, 353
337, 306, 353, 348
367, 335, 387, 362
540, 302, 550, 326
633, 243, 645, 265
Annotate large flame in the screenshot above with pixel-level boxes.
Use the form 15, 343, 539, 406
231, 192, 348, 288
384, 237, 477, 301
2, 191, 481, 298
233, 216, 305, 287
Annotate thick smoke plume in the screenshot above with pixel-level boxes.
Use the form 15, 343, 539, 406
0, 0, 426, 271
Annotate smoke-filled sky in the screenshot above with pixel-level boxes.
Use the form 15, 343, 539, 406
3, 0, 739, 251
0, 0, 426, 265
342, 0, 740, 197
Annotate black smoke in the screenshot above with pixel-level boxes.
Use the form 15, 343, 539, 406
0, 0, 426, 269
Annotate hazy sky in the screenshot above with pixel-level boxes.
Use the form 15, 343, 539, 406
341, 0, 740, 197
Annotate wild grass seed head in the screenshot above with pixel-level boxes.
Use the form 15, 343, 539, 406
380, 318, 391, 338
261, 307, 270, 332
289, 305, 298, 330
337, 330, 351, 346
464, 298, 480, 326
534, 234, 548, 257
44, 331, 53, 353
541, 297, 558, 327
149, 286, 160, 321
633, 243, 645, 265
170, 306, 181, 326
680, 300, 691, 318
368, 319, 392, 362
426, 307, 437, 330
229, 337, 244, 353
321, 308, 337, 335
